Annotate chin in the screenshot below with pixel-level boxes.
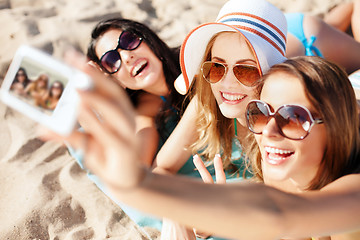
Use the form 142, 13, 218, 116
221, 108, 243, 120
263, 170, 288, 183
141, 75, 160, 88
222, 112, 239, 119
262, 161, 291, 183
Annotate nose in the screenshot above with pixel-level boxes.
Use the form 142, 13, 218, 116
261, 117, 282, 138
221, 66, 241, 87
119, 50, 134, 64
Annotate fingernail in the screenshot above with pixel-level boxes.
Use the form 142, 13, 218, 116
215, 153, 221, 158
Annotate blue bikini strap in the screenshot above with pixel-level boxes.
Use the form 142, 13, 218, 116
303, 36, 324, 57
160, 96, 177, 113
160, 96, 167, 102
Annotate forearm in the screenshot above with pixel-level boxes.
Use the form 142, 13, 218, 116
135, 124, 159, 167
133, 93, 163, 166
153, 98, 198, 173
108, 171, 285, 240
283, 176, 360, 238
105, 171, 360, 239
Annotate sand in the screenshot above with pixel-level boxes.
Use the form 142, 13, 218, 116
0, 0, 352, 239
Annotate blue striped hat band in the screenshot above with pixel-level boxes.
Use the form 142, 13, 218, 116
218, 12, 286, 57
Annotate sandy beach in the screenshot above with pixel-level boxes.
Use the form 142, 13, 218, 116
0, 0, 353, 239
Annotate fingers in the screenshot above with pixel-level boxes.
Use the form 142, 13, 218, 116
214, 154, 226, 184
63, 49, 134, 119
193, 228, 212, 239
39, 126, 104, 173
62, 51, 137, 144
63, 48, 88, 68
162, 218, 197, 240
193, 154, 226, 184
79, 90, 136, 139
38, 126, 86, 149
87, 60, 102, 71
193, 155, 214, 184
78, 97, 135, 151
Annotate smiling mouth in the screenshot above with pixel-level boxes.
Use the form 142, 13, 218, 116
131, 60, 148, 77
221, 92, 246, 102
264, 146, 294, 164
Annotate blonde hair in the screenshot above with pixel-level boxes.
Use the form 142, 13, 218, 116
34, 73, 49, 89
188, 32, 242, 169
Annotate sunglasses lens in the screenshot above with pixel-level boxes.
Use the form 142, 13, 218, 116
202, 62, 226, 83
119, 31, 142, 50
101, 50, 121, 74
247, 101, 319, 140
247, 101, 270, 134
233, 65, 260, 86
277, 106, 311, 139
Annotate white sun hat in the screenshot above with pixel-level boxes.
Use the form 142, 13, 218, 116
174, 0, 287, 95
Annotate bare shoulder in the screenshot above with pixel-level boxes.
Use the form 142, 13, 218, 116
321, 174, 360, 193
332, 230, 360, 240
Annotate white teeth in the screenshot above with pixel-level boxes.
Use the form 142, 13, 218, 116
264, 146, 293, 155
222, 93, 245, 101
132, 60, 147, 76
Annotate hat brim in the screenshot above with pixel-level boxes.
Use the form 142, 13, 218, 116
175, 22, 286, 95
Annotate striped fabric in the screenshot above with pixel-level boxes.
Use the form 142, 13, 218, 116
217, 12, 286, 57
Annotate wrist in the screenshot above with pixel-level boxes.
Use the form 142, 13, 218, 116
107, 166, 153, 192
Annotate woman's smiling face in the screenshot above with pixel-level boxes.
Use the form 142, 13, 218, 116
209, 32, 259, 126
255, 71, 327, 190
95, 29, 168, 96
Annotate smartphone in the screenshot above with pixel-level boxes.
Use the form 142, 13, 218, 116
0, 45, 92, 136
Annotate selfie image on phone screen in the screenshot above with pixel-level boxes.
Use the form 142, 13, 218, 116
1, 45, 92, 135
9, 56, 68, 115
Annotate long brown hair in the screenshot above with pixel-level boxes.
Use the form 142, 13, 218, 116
247, 56, 360, 190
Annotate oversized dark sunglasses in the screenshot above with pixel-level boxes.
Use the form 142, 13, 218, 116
246, 100, 324, 140
99, 30, 143, 74
201, 61, 261, 87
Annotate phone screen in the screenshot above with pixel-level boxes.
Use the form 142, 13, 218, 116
1, 45, 92, 135
9, 56, 68, 115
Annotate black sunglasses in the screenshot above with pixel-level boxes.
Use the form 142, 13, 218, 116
246, 100, 323, 140
99, 30, 143, 74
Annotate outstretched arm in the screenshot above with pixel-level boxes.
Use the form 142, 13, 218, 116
42, 54, 360, 240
